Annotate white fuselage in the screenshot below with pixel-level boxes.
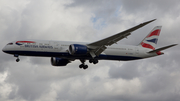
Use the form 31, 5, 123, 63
2, 40, 160, 61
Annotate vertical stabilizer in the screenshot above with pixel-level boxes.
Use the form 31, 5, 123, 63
138, 26, 162, 50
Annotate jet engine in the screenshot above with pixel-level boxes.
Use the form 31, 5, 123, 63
69, 44, 88, 55
51, 57, 69, 66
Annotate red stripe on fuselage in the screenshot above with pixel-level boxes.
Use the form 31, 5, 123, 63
147, 29, 160, 38
16, 41, 35, 43
141, 42, 155, 50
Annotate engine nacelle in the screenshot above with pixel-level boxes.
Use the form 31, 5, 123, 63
69, 44, 88, 55
51, 57, 69, 66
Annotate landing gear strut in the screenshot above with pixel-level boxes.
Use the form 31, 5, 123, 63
14, 54, 20, 62
79, 59, 88, 69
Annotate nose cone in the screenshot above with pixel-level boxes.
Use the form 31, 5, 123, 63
2, 46, 6, 53
2, 42, 15, 54
2, 45, 9, 54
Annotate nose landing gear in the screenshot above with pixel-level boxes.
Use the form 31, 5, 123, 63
14, 54, 20, 62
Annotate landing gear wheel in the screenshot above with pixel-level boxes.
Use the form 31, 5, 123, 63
16, 58, 20, 62
83, 65, 88, 69
79, 64, 84, 69
93, 59, 98, 64
79, 64, 88, 69
89, 59, 93, 63
89, 59, 98, 64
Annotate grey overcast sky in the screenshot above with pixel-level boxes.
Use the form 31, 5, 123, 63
0, 0, 180, 101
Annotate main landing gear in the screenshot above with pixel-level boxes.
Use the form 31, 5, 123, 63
79, 59, 88, 69
14, 54, 20, 62
79, 59, 99, 70
89, 59, 98, 64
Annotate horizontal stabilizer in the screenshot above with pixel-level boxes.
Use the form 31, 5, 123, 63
148, 44, 178, 53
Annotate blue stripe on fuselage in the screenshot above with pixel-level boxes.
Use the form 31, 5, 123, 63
3, 50, 142, 61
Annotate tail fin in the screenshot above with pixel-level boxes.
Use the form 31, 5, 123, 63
138, 26, 162, 50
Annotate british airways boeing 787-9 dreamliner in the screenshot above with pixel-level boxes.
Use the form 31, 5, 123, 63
2, 19, 177, 69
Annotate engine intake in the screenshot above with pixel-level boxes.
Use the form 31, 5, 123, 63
51, 57, 69, 66
69, 44, 88, 55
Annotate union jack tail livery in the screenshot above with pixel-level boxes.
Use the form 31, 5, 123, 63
139, 26, 162, 50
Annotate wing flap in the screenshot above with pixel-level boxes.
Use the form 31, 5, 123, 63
94, 45, 107, 56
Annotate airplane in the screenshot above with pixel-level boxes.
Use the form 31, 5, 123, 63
2, 19, 177, 69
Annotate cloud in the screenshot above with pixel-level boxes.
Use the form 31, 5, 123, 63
0, 0, 180, 101
109, 61, 141, 80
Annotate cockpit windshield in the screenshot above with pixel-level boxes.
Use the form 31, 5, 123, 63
7, 43, 13, 45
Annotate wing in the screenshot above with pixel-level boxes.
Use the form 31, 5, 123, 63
87, 19, 156, 57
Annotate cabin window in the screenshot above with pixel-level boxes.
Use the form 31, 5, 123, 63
61, 44, 68, 46
44, 43, 49, 45
7, 43, 13, 45
31, 43, 36, 45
